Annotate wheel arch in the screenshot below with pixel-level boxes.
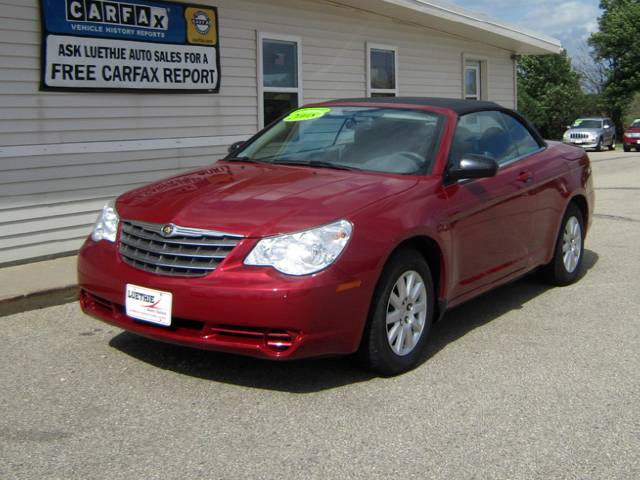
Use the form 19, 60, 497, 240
570, 194, 589, 235
387, 235, 447, 322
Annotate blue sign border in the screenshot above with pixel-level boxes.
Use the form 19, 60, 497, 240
39, 0, 221, 93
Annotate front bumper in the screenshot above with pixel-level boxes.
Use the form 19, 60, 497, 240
78, 238, 375, 360
564, 140, 600, 149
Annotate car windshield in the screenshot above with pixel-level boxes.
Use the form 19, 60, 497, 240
573, 119, 603, 129
630, 120, 640, 129
232, 106, 443, 175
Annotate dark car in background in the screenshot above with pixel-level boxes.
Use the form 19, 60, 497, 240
623, 119, 640, 152
78, 98, 594, 375
563, 117, 616, 151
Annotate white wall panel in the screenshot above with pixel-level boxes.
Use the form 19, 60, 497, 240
0, 0, 517, 264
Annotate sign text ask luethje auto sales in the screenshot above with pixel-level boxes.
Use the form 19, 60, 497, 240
46, 35, 217, 88
40, 0, 220, 92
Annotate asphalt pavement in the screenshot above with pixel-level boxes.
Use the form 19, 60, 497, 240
1, 150, 639, 480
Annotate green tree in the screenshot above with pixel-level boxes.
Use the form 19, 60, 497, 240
517, 52, 586, 139
589, 0, 640, 133
625, 92, 640, 126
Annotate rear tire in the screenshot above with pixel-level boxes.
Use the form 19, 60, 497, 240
540, 203, 585, 286
357, 249, 435, 376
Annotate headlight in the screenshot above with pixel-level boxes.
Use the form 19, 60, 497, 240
244, 220, 353, 276
91, 200, 119, 243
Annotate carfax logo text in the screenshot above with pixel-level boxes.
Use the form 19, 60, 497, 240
66, 0, 169, 30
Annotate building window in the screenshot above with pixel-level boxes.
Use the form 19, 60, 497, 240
258, 33, 302, 128
367, 43, 398, 97
464, 61, 481, 100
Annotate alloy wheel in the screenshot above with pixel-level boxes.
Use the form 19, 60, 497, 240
562, 216, 582, 273
386, 270, 428, 356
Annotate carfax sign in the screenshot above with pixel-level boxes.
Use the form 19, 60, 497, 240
39, 0, 221, 92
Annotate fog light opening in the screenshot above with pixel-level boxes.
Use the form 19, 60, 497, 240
265, 330, 294, 352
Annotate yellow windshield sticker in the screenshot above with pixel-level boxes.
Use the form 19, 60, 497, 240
284, 108, 331, 122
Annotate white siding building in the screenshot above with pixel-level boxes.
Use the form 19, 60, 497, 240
0, 0, 560, 265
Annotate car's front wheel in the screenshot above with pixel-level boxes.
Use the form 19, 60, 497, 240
609, 137, 616, 151
595, 137, 603, 151
357, 249, 435, 376
624, 144, 631, 152
541, 203, 585, 286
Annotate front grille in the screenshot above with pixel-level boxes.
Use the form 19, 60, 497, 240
119, 220, 243, 277
570, 133, 590, 140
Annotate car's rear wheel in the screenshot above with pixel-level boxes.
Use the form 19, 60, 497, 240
357, 249, 435, 376
540, 203, 585, 286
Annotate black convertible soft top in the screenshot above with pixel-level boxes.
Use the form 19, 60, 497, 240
322, 97, 546, 146
325, 97, 503, 115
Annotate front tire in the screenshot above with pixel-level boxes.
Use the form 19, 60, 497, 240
540, 203, 585, 286
609, 137, 616, 150
357, 249, 435, 376
624, 144, 631, 152
595, 137, 603, 151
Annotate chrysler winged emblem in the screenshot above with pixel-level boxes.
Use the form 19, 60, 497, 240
161, 224, 176, 237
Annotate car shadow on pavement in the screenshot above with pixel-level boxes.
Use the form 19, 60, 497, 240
421, 249, 599, 365
109, 249, 599, 394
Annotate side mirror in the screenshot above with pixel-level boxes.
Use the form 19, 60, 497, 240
448, 154, 498, 181
227, 141, 246, 155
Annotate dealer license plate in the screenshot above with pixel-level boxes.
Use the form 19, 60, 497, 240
125, 284, 172, 327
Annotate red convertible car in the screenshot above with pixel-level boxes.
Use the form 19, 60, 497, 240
79, 98, 594, 375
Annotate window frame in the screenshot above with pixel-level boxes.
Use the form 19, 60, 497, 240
446, 109, 547, 179
462, 54, 488, 101
366, 42, 399, 97
257, 32, 303, 129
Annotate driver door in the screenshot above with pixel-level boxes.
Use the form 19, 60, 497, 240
444, 111, 536, 302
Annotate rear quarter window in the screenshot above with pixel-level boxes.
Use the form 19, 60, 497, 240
500, 113, 541, 158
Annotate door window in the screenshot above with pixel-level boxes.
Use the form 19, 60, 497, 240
450, 111, 519, 166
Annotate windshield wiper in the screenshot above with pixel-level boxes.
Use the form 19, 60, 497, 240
226, 156, 265, 164
272, 160, 361, 172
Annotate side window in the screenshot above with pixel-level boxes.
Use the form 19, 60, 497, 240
258, 33, 302, 129
367, 43, 398, 97
499, 113, 541, 158
464, 61, 481, 100
450, 111, 518, 166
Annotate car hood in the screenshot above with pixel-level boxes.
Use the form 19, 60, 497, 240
116, 161, 418, 237
625, 127, 640, 134
567, 128, 602, 134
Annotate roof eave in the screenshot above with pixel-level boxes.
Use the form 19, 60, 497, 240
331, 0, 562, 55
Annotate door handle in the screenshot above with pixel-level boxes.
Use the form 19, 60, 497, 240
516, 171, 534, 184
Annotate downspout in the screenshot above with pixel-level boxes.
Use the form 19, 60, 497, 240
511, 53, 520, 110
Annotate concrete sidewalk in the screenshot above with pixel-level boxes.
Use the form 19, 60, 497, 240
0, 256, 78, 316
